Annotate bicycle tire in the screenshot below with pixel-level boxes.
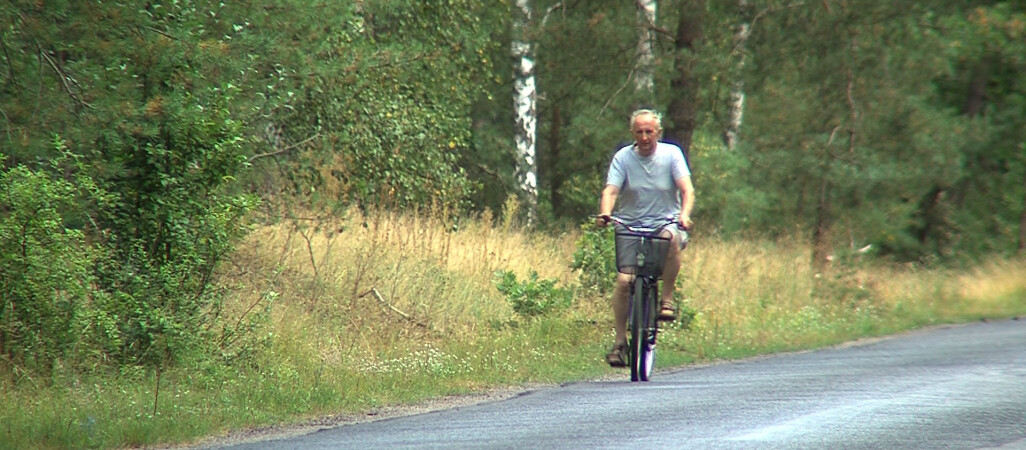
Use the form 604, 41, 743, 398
640, 279, 658, 381
629, 278, 643, 381
630, 278, 655, 382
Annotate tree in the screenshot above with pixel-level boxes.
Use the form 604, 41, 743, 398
217, 1, 500, 213
512, 0, 540, 224
664, 0, 706, 160
636, 0, 658, 95
723, 0, 752, 151
936, 2, 1026, 258
0, 0, 256, 367
529, 0, 649, 221
735, 1, 973, 264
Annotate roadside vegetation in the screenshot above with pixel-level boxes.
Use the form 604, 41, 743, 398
2, 200, 1023, 449
2, 1, 1025, 449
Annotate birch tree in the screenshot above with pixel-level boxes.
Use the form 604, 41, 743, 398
723, 0, 751, 151
635, 0, 658, 94
512, 0, 539, 224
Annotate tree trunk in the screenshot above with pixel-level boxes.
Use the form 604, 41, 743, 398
635, 0, 657, 95
813, 5, 858, 271
812, 175, 834, 273
547, 104, 565, 217
723, 0, 751, 151
914, 187, 946, 252
1020, 155, 1026, 255
512, 0, 538, 225
664, 0, 704, 162
963, 56, 990, 117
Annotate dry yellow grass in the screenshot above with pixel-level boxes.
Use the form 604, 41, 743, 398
228, 205, 1024, 369
957, 259, 1026, 302
225, 201, 588, 370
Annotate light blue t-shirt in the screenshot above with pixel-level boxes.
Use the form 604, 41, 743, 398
605, 142, 690, 226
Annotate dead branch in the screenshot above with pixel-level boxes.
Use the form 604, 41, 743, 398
37, 47, 91, 110
296, 224, 319, 280
357, 287, 428, 329
599, 65, 637, 118
248, 133, 321, 162
540, 2, 565, 26
140, 25, 180, 42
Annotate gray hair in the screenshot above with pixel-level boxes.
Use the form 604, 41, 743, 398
629, 109, 663, 130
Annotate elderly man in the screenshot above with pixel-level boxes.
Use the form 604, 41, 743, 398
595, 109, 695, 367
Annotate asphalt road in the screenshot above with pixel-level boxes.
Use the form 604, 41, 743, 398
219, 319, 1026, 449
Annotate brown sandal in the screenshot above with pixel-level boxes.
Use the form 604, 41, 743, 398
606, 342, 628, 367
658, 304, 677, 322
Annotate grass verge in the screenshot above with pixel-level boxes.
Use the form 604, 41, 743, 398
2, 208, 1024, 449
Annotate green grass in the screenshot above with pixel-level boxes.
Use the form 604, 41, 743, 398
2, 208, 1025, 449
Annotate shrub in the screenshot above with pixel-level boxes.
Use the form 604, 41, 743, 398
0, 86, 261, 373
90, 87, 259, 367
494, 270, 574, 318
0, 160, 97, 371
570, 222, 617, 294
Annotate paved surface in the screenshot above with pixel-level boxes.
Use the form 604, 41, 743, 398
219, 319, 1026, 449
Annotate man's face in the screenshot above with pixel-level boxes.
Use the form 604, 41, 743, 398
632, 114, 661, 155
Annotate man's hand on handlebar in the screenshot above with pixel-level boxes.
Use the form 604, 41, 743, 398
678, 215, 693, 231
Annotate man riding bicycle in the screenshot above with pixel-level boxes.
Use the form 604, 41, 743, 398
595, 109, 696, 367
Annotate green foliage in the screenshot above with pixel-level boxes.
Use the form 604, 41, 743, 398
735, 1, 981, 261
933, 2, 1026, 260
494, 270, 574, 318
221, 0, 503, 212
91, 85, 258, 366
570, 222, 617, 294
0, 159, 95, 370
685, 133, 767, 235
530, 1, 654, 219
1, 1, 261, 371
0, 123, 258, 372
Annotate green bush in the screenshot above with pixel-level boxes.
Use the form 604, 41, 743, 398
0, 2, 265, 374
494, 270, 574, 318
1, 88, 260, 374
570, 222, 617, 294
90, 87, 258, 367
0, 160, 97, 371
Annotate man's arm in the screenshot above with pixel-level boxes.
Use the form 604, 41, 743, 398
596, 184, 620, 227
675, 175, 695, 229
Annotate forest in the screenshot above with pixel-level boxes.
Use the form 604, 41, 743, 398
2, 0, 1025, 389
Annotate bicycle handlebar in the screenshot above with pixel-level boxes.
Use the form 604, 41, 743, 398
592, 214, 687, 233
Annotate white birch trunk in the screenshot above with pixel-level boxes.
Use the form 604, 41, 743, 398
512, 0, 538, 224
724, 0, 750, 151
636, 0, 657, 93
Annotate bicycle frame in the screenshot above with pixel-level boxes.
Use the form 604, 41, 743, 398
599, 215, 678, 381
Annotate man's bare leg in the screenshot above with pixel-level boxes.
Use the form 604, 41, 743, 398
612, 273, 631, 345
659, 233, 683, 319
605, 272, 633, 366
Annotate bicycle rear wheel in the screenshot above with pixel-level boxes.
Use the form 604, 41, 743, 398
629, 278, 656, 382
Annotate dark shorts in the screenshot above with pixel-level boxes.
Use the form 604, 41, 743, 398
667, 226, 689, 251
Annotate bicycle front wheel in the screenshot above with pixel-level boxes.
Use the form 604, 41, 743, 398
640, 279, 659, 381
629, 278, 655, 382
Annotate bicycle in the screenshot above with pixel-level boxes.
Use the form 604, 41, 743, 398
596, 215, 683, 382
